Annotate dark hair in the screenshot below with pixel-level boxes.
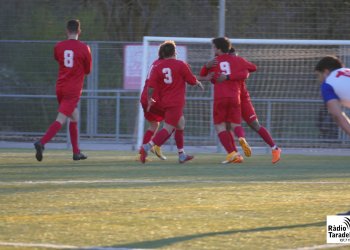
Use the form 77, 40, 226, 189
315, 56, 343, 72
159, 40, 176, 58
228, 47, 236, 55
66, 19, 80, 33
212, 37, 231, 53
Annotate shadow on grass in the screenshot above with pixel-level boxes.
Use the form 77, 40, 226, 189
108, 221, 325, 249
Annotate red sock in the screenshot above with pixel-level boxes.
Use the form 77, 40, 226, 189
233, 126, 245, 138
40, 121, 62, 145
152, 129, 170, 147
69, 122, 80, 154
218, 131, 234, 153
175, 130, 184, 150
228, 131, 238, 152
258, 127, 275, 147
142, 130, 154, 144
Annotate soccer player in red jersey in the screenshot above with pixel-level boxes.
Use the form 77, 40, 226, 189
200, 37, 250, 164
139, 47, 167, 160
139, 41, 204, 164
202, 46, 281, 163
226, 47, 281, 163
34, 20, 92, 161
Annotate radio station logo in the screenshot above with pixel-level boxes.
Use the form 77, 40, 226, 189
327, 216, 350, 243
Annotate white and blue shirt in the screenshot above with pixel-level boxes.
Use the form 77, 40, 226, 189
321, 67, 350, 108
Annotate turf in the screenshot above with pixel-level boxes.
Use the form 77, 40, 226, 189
0, 149, 350, 250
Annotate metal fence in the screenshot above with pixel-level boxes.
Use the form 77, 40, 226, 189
1, 92, 349, 149
1, 40, 350, 150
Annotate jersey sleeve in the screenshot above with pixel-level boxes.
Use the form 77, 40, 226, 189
148, 66, 159, 89
199, 65, 209, 76
183, 62, 197, 85
241, 57, 257, 72
54, 44, 59, 62
84, 45, 92, 75
321, 82, 339, 103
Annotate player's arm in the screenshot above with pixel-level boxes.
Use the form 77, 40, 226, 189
326, 99, 350, 136
84, 45, 92, 75
241, 57, 257, 73
197, 65, 214, 81
54, 45, 59, 62
146, 87, 156, 111
183, 63, 204, 90
147, 67, 159, 111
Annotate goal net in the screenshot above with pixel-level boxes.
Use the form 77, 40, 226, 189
136, 36, 350, 149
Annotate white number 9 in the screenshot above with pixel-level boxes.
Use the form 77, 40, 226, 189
64, 50, 74, 68
220, 61, 231, 75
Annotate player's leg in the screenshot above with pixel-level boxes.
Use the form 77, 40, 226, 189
34, 112, 67, 162
69, 108, 87, 161
142, 103, 167, 160
214, 99, 242, 163
215, 123, 242, 164
242, 100, 281, 163
175, 116, 193, 163
227, 99, 251, 158
140, 107, 178, 163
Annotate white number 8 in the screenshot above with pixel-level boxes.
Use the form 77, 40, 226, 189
162, 68, 173, 84
64, 50, 74, 68
220, 61, 231, 75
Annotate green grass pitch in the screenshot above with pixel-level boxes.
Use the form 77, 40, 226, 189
0, 149, 350, 250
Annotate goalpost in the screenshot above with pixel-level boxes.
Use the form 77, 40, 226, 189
136, 36, 350, 150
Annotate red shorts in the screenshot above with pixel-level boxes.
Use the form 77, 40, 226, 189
213, 98, 241, 124
164, 106, 183, 127
56, 89, 80, 116
141, 100, 165, 122
241, 100, 257, 124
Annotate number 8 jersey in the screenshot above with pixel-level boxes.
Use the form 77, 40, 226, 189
54, 39, 92, 96
148, 59, 198, 108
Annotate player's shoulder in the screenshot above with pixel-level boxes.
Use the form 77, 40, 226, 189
326, 68, 350, 82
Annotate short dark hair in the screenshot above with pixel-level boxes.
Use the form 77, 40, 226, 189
66, 19, 80, 33
315, 56, 343, 72
212, 37, 231, 53
159, 40, 176, 58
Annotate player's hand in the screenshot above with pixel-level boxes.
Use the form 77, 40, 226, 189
217, 74, 228, 83
196, 80, 204, 91
206, 59, 217, 69
147, 98, 156, 112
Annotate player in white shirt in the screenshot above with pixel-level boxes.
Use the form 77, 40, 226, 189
315, 56, 350, 216
315, 56, 350, 137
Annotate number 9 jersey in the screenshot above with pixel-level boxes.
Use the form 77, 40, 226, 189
54, 39, 92, 97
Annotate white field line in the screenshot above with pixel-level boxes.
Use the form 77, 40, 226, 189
0, 241, 147, 250
284, 243, 350, 250
0, 179, 350, 186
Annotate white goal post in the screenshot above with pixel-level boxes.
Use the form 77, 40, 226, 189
136, 36, 350, 149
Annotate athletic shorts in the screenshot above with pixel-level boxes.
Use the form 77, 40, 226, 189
141, 100, 165, 122
56, 89, 80, 117
164, 106, 183, 127
213, 98, 241, 124
241, 100, 257, 124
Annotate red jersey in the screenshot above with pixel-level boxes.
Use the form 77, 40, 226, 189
200, 54, 257, 100
140, 59, 163, 104
54, 39, 92, 96
149, 59, 197, 108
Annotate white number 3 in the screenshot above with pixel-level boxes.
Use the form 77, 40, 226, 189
162, 68, 173, 84
64, 50, 74, 68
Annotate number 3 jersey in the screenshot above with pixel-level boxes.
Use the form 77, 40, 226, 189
54, 39, 92, 96
148, 59, 198, 108
321, 68, 350, 108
